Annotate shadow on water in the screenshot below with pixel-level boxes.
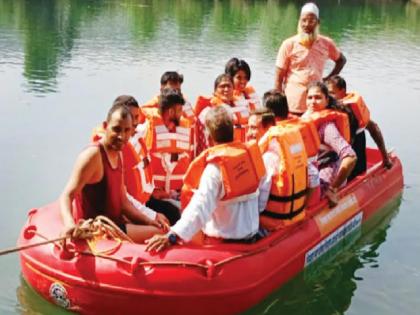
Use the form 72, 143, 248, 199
242, 195, 402, 315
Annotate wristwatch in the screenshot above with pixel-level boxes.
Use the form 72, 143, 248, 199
167, 232, 178, 245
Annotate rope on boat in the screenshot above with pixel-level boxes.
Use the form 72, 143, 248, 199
0, 236, 67, 256
12, 214, 305, 273
1, 215, 132, 257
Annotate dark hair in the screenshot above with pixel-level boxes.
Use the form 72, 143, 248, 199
308, 81, 359, 140
205, 106, 234, 143
214, 73, 233, 91
224, 58, 251, 81
307, 81, 336, 109
106, 103, 132, 122
160, 71, 184, 85
112, 95, 139, 108
263, 89, 289, 119
327, 75, 347, 91
250, 108, 276, 129
158, 88, 185, 113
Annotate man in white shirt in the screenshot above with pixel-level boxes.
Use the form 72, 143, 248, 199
145, 107, 270, 252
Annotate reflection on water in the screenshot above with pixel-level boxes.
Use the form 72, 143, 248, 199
0, 0, 418, 314
243, 196, 402, 315
0, 0, 419, 95
16, 276, 73, 315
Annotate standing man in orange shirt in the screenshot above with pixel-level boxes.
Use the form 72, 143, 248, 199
275, 2, 347, 115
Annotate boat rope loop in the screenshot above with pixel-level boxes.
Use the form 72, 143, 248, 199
1, 216, 132, 257
69, 216, 134, 255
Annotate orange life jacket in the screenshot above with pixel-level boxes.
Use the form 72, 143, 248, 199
277, 118, 320, 160
90, 126, 153, 204
146, 113, 194, 193
125, 135, 154, 203
194, 95, 250, 142
342, 92, 370, 133
258, 124, 308, 230
303, 109, 351, 143
234, 84, 259, 110
180, 141, 266, 210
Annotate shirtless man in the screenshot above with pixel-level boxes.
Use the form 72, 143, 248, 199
60, 104, 167, 242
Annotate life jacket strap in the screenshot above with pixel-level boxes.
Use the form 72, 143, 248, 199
267, 188, 307, 203
261, 205, 305, 220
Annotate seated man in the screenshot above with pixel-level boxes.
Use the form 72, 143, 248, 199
327, 75, 392, 180
112, 95, 168, 227
60, 104, 167, 243
261, 91, 321, 207
143, 88, 195, 225
247, 108, 318, 230
247, 108, 276, 142
145, 106, 267, 252
142, 71, 195, 125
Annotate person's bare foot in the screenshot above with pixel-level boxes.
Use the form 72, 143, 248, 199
325, 187, 339, 208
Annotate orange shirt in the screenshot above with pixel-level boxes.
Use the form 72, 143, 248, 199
276, 34, 341, 114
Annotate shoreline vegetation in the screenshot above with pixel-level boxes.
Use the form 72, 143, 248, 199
0, 0, 419, 95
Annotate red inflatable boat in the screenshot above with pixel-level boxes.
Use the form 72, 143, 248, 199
18, 148, 403, 315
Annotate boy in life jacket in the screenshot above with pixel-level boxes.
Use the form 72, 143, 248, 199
60, 104, 168, 243
327, 75, 392, 180
143, 88, 194, 225
145, 106, 268, 253
141, 71, 195, 126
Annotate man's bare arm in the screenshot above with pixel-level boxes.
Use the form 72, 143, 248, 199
366, 120, 393, 169
324, 53, 347, 81
59, 147, 101, 235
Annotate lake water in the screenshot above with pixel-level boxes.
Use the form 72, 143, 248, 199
0, 0, 419, 314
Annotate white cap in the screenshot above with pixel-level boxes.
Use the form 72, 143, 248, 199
300, 2, 319, 19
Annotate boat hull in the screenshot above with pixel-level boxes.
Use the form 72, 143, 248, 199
18, 148, 404, 315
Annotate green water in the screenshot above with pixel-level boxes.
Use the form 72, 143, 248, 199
1, 0, 419, 314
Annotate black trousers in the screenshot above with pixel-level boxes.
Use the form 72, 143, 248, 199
348, 131, 367, 181
146, 196, 181, 226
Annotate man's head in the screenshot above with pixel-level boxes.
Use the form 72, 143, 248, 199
263, 89, 289, 120
298, 3, 320, 45
159, 88, 185, 131
205, 106, 234, 145
113, 95, 141, 131
247, 108, 276, 142
160, 71, 184, 91
327, 75, 347, 101
103, 104, 133, 151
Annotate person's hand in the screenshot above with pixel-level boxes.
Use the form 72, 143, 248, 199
145, 234, 171, 253
325, 186, 339, 208
383, 156, 393, 170
152, 188, 170, 200
155, 213, 170, 232
61, 224, 76, 239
